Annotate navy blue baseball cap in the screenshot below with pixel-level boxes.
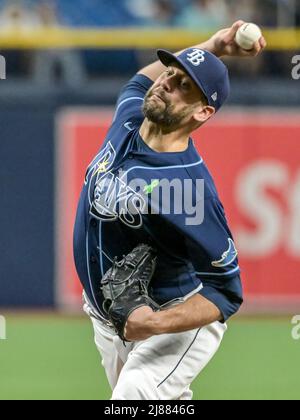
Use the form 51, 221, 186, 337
157, 48, 230, 112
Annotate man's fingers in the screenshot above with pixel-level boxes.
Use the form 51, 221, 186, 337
252, 40, 262, 53
237, 38, 266, 57
210, 21, 266, 58
260, 36, 267, 49
225, 23, 267, 55
233, 20, 247, 29
238, 48, 256, 57
223, 20, 245, 44
251, 39, 267, 56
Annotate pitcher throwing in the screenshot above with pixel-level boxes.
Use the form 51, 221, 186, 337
73, 21, 266, 400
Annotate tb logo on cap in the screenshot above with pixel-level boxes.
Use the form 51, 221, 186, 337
187, 49, 206, 66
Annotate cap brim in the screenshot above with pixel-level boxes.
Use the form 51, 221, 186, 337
157, 49, 210, 105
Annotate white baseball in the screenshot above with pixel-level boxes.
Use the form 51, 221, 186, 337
235, 23, 262, 50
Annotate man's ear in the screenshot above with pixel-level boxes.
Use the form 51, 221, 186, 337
193, 105, 215, 124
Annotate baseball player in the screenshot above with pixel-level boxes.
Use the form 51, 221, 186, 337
73, 21, 266, 400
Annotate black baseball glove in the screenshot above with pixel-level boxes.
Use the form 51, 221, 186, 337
100, 243, 160, 342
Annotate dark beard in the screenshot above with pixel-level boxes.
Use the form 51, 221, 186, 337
142, 91, 189, 128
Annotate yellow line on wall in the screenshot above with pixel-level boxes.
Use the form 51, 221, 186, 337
0, 27, 299, 50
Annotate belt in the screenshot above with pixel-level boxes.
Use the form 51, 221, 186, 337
83, 291, 114, 329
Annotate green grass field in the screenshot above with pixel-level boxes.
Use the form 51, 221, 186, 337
0, 314, 299, 400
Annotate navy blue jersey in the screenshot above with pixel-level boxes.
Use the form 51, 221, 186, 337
73, 74, 243, 322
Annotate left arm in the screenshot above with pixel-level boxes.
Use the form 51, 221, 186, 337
124, 294, 221, 342
125, 199, 244, 342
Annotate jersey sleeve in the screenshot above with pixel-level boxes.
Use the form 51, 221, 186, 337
185, 198, 243, 322
112, 74, 154, 127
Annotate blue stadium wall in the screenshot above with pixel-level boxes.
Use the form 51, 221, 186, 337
0, 104, 55, 306
0, 96, 113, 307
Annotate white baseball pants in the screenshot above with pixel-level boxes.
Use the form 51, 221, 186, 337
84, 298, 227, 400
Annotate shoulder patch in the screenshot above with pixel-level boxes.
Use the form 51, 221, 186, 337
212, 238, 238, 268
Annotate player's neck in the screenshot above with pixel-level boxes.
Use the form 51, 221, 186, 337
139, 119, 190, 153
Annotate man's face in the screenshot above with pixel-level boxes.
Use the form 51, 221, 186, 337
143, 63, 207, 129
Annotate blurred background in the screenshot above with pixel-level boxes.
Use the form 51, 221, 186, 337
0, 0, 299, 400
